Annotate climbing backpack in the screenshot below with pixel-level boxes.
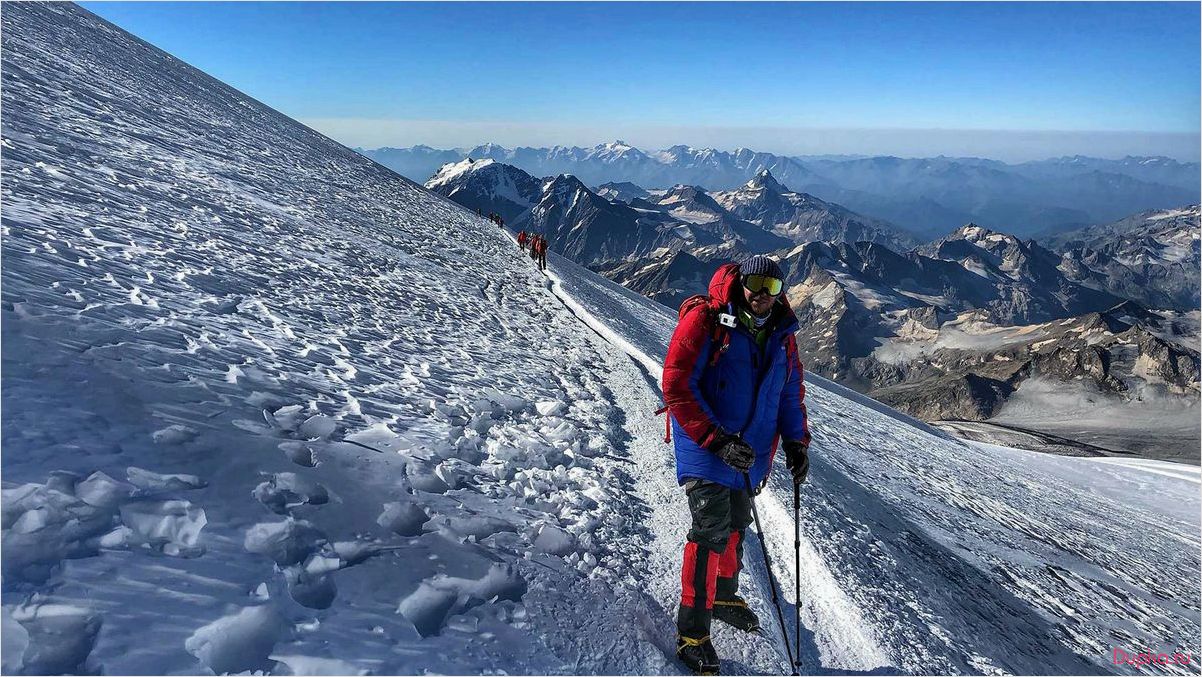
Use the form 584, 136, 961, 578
655, 291, 738, 444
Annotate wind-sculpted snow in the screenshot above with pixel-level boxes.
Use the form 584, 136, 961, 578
551, 252, 1201, 675
2, 4, 677, 673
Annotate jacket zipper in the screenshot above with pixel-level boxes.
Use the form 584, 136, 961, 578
738, 328, 779, 436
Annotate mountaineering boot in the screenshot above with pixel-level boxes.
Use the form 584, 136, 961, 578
677, 635, 720, 675
712, 596, 760, 632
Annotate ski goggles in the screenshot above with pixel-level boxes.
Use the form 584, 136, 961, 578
742, 273, 784, 296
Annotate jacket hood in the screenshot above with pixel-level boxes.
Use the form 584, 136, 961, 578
707, 263, 741, 306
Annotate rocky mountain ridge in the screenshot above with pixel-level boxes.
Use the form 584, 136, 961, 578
422, 155, 1199, 461
1052, 205, 1201, 311
425, 160, 910, 265
364, 142, 1199, 237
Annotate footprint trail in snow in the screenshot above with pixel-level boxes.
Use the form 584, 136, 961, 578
3, 4, 675, 674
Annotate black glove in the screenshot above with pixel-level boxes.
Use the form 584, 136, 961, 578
711, 433, 755, 472
783, 440, 809, 485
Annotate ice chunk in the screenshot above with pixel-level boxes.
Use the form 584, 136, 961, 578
278, 440, 318, 467
270, 654, 370, 676
464, 563, 527, 603
406, 463, 449, 494
330, 540, 384, 567
74, 471, 135, 509
9, 604, 101, 675
532, 524, 575, 555
399, 562, 527, 638
297, 414, 337, 439
98, 526, 132, 549
252, 473, 329, 514
344, 422, 398, 449
184, 605, 287, 674
376, 501, 429, 537
119, 499, 206, 554
396, 582, 458, 638
285, 566, 337, 609
1, 606, 30, 674
151, 424, 198, 445
12, 508, 52, 534
1, 485, 41, 529
244, 519, 325, 566
481, 390, 529, 414
269, 404, 306, 431
432, 460, 470, 490
432, 514, 517, 541
126, 467, 207, 492
535, 400, 567, 417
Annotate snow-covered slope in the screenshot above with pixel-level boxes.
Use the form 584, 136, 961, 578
1, 5, 677, 674
3, 5, 1199, 677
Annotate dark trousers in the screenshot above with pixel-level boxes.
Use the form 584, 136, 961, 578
677, 479, 752, 638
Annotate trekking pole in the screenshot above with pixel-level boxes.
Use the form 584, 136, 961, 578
793, 481, 802, 671
743, 473, 798, 675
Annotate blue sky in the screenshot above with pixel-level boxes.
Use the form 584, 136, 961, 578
83, 2, 1200, 160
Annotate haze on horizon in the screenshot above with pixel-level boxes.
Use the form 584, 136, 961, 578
83, 1, 1201, 163
306, 120, 1201, 164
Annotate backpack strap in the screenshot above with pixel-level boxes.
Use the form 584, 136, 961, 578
707, 302, 734, 367
654, 405, 671, 443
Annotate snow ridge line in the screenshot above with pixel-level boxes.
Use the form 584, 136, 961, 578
544, 265, 665, 383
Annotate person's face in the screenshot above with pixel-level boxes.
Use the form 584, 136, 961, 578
742, 283, 777, 315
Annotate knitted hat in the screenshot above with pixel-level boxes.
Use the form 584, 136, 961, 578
740, 255, 783, 281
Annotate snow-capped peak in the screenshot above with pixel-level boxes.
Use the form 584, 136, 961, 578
543, 173, 589, 201
958, 223, 986, 239
426, 157, 496, 188
745, 168, 786, 192
586, 140, 645, 163
952, 222, 1015, 245
469, 142, 509, 155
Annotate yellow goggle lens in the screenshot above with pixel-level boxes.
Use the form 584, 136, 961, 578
743, 274, 783, 296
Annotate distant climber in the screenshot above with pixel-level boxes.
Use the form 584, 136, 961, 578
660, 255, 810, 675
528, 235, 540, 262
535, 235, 548, 271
